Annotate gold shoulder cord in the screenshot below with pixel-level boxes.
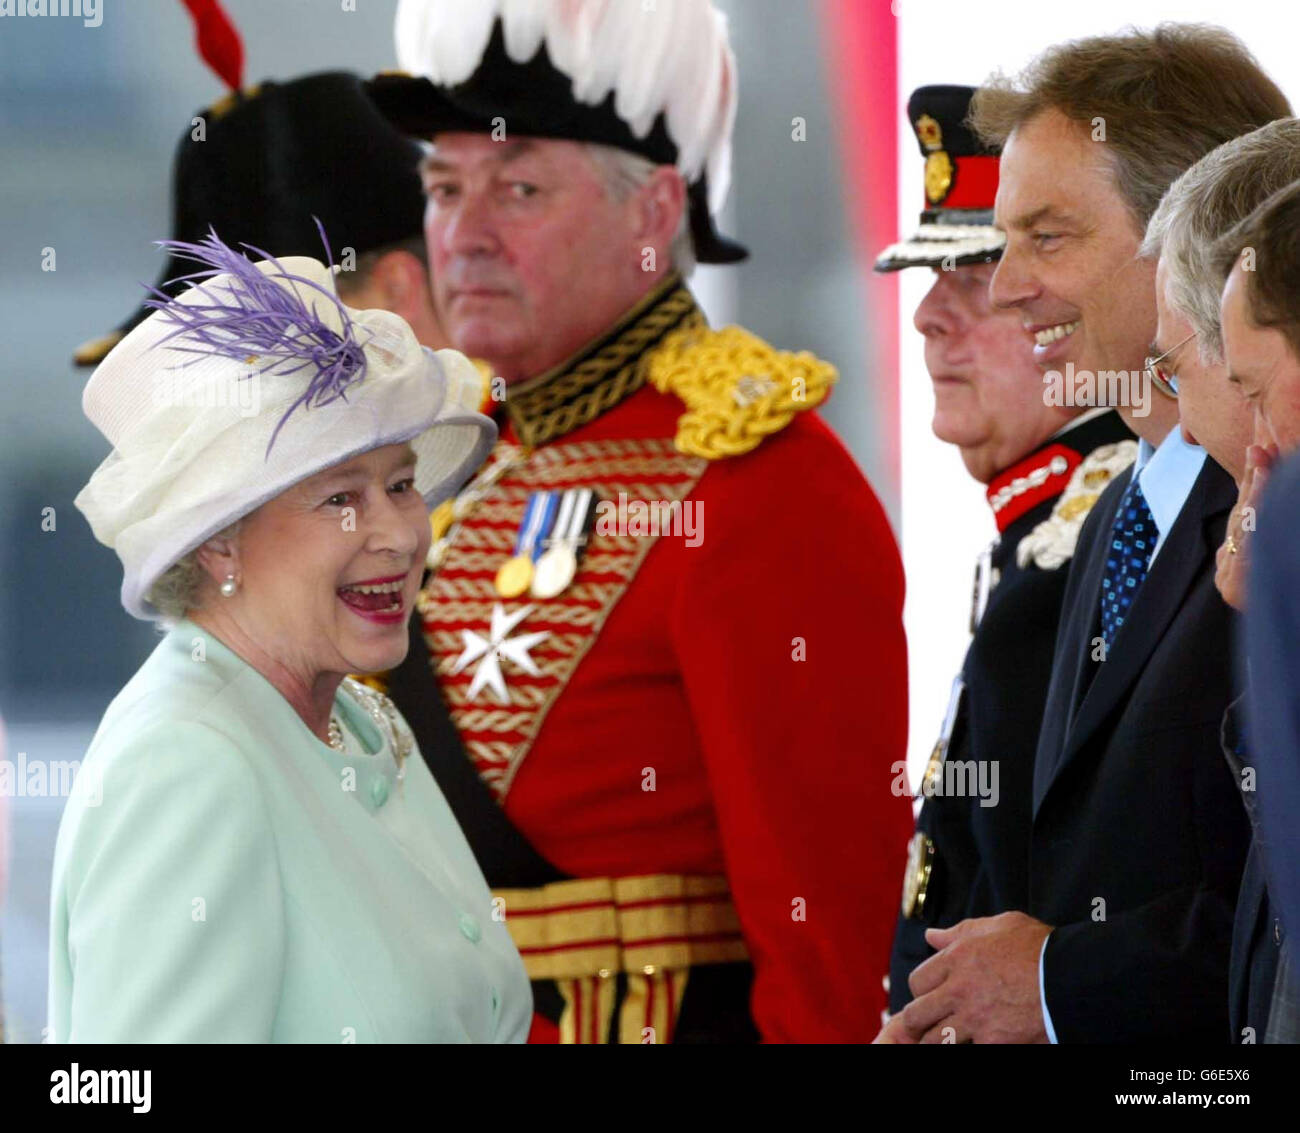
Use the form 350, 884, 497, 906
646, 325, 838, 460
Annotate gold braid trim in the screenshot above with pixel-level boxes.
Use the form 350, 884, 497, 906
1016, 440, 1139, 571
466, 740, 519, 764
424, 629, 589, 659
647, 324, 838, 459
455, 708, 536, 732
425, 577, 629, 604
449, 527, 517, 551
530, 437, 684, 460
504, 276, 704, 447
501, 456, 704, 485
437, 548, 633, 577
444, 683, 551, 710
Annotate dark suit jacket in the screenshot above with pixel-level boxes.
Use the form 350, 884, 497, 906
1245, 451, 1300, 966
1224, 693, 1285, 1043
1228, 846, 1284, 1042
890, 413, 1133, 1012
1032, 456, 1247, 1043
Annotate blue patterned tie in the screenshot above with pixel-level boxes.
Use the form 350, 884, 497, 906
1099, 476, 1158, 649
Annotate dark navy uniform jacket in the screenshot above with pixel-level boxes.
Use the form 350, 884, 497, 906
890, 410, 1133, 1012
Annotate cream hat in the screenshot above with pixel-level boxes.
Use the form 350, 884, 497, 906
75, 232, 495, 621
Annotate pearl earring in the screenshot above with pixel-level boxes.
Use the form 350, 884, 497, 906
219, 574, 239, 598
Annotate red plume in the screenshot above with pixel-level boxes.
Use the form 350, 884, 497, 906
181, 0, 244, 92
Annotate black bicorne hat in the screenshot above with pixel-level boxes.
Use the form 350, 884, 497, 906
74, 71, 429, 366
875, 84, 1005, 273
366, 17, 748, 266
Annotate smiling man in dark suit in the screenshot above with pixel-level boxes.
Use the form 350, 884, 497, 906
891, 25, 1290, 1044
873, 86, 1134, 1026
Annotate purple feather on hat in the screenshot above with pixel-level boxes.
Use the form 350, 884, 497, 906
143, 219, 369, 455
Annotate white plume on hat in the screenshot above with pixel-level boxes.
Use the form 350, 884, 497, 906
393, 0, 738, 213
75, 245, 495, 621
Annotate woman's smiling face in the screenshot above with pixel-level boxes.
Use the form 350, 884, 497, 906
218, 443, 432, 681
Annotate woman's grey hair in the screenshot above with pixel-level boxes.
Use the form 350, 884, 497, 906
148, 519, 243, 621
1141, 117, 1300, 364
584, 143, 696, 276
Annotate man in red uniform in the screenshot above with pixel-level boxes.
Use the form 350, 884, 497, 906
371, 0, 910, 1042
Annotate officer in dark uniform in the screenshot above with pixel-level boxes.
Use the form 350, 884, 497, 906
873, 86, 1136, 1016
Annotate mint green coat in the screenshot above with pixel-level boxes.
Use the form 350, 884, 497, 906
47, 621, 531, 1042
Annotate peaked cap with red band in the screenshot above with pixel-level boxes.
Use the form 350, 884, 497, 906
875, 84, 1005, 273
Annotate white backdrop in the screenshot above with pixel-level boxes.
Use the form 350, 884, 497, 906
896, 0, 1300, 784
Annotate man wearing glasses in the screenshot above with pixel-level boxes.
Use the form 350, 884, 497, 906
1146, 118, 1300, 1044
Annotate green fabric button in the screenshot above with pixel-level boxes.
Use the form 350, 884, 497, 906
370, 777, 389, 808
459, 912, 482, 943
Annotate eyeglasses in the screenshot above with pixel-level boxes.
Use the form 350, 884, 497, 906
1143, 332, 1197, 399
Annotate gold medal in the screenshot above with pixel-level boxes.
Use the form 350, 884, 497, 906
901, 832, 935, 918
496, 490, 560, 599
922, 740, 946, 797
495, 554, 534, 598
530, 544, 578, 600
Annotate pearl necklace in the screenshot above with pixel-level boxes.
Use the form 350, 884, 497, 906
326, 677, 412, 785
327, 716, 345, 751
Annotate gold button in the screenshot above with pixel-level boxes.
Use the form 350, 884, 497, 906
597, 968, 612, 979
642, 965, 656, 976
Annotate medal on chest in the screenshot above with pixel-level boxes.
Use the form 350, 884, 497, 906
494, 490, 560, 599
491, 486, 599, 601
418, 438, 706, 799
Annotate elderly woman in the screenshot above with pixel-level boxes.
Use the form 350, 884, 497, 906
49, 233, 531, 1042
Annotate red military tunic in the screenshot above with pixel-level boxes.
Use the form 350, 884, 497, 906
411, 276, 911, 1041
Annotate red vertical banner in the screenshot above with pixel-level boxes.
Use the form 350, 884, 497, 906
818, 0, 900, 498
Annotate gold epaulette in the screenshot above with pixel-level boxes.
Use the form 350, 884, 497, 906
1016, 440, 1139, 571
645, 324, 837, 460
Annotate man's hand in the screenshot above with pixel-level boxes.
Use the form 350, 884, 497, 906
1216, 443, 1277, 611
895, 912, 1053, 1044
872, 1009, 916, 1044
